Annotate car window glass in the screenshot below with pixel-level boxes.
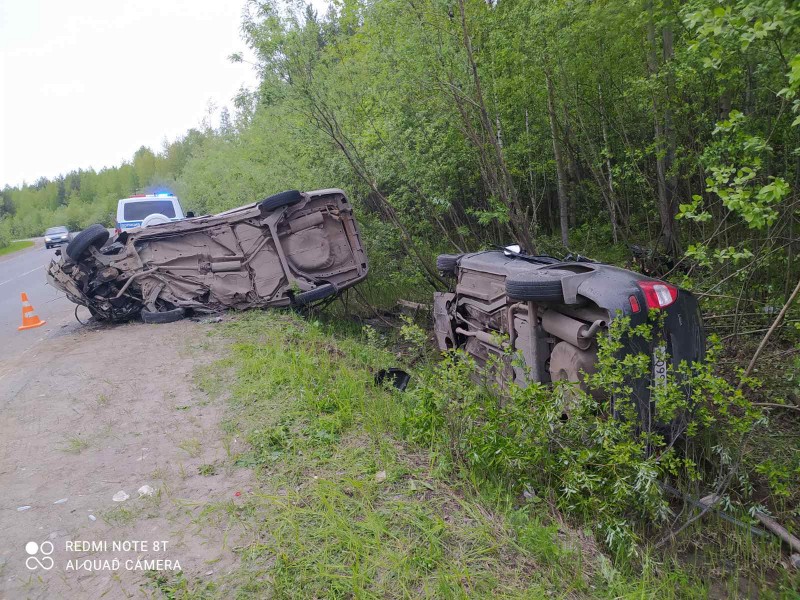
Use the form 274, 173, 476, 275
46, 227, 67, 234
124, 201, 177, 220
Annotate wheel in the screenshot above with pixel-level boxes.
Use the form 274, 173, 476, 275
258, 190, 304, 213
141, 213, 171, 227
45, 244, 51, 249
141, 307, 186, 324
505, 270, 566, 303
436, 254, 462, 277
292, 283, 338, 306
66, 224, 110, 261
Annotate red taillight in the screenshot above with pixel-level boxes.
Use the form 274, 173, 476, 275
629, 295, 641, 313
637, 281, 678, 310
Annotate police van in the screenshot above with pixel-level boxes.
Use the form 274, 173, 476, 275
115, 193, 186, 233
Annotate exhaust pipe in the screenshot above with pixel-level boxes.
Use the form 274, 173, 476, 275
455, 327, 508, 349
541, 310, 605, 350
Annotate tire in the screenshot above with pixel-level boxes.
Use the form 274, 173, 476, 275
141, 307, 186, 324
505, 271, 566, 303
436, 254, 462, 277
141, 213, 171, 228
66, 224, 110, 261
258, 190, 304, 212
292, 283, 338, 306
45, 244, 51, 249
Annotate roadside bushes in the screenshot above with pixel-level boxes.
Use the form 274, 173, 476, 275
0, 197, 116, 242
0, 218, 12, 248
399, 317, 765, 558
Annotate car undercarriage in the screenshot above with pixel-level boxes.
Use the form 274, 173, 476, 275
46, 189, 368, 323
433, 249, 705, 434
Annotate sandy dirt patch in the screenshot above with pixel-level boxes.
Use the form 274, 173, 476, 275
0, 317, 249, 599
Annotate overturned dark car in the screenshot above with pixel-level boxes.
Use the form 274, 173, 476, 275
47, 189, 368, 323
434, 247, 705, 433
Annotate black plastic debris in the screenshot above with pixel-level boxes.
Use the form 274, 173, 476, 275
375, 368, 410, 391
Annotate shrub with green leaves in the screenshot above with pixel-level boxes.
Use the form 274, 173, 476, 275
0, 218, 11, 248
402, 317, 764, 558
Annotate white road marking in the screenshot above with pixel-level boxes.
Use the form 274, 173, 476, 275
0, 264, 45, 287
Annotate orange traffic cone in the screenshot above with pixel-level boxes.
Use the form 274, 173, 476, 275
18, 292, 46, 331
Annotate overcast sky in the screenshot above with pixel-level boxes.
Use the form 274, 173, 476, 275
0, 0, 262, 188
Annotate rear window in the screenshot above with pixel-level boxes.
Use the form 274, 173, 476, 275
46, 227, 68, 234
123, 200, 176, 220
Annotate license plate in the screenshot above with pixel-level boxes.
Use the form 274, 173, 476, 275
653, 346, 667, 386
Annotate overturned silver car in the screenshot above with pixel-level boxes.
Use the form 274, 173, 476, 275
47, 189, 368, 323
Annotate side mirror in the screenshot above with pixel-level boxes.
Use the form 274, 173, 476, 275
186, 211, 195, 218
503, 244, 522, 256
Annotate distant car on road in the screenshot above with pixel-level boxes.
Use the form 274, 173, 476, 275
115, 193, 185, 233
44, 226, 72, 249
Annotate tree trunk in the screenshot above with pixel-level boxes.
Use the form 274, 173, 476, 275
524, 106, 539, 237
562, 105, 578, 228
599, 83, 619, 244
647, 0, 680, 257
545, 69, 570, 247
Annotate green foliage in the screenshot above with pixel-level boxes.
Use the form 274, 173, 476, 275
194, 311, 602, 598
399, 315, 430, 361
685, 0, 800, 125
679, 110, 789, 230
403, 317, 764, 558
0, 239, 33, 256
0, 218, 12, 248
164, 311, 730, 597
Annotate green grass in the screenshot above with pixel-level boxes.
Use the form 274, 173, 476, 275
101, 505, 140, 526
152, 311, 738, 599
0, 240, 34, 256
61, 434, 90, 454
168, 313, 585, 597
198, 464, 217, 476
178, 438, 202, 457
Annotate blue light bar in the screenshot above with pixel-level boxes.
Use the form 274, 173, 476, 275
155, 192, 174, 197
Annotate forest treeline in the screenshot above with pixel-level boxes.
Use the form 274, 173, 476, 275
2, 0, 798, 309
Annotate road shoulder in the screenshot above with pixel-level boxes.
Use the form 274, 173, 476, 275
0, 240, 37, 260
0, 318, 249, 598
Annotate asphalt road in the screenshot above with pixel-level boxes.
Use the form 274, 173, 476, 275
0, 240, 78, 367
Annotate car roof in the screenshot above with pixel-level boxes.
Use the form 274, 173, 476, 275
119, 195, 180, 202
